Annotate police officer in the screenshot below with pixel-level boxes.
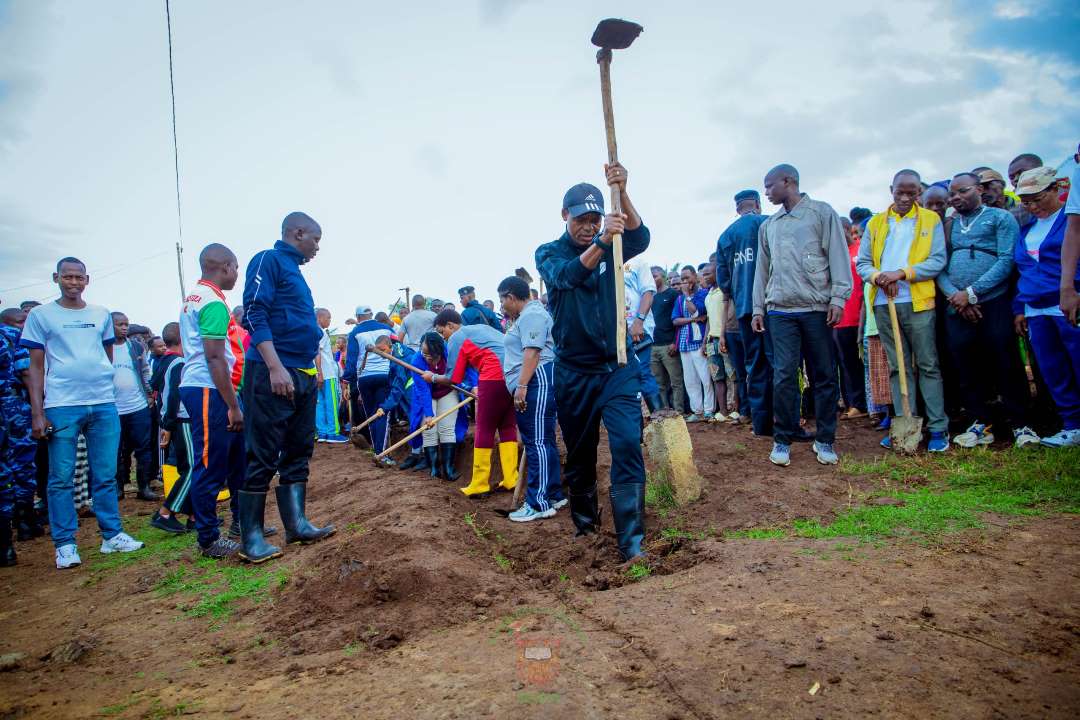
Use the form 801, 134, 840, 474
1, 309, 41, 564
535, 162, 650, 563
458, 286, 503, 331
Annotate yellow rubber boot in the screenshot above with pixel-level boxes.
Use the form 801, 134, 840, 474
497, 442, 518, 491
460, 447, 493, 497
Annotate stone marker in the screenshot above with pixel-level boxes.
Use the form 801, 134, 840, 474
642, 416, 703, 504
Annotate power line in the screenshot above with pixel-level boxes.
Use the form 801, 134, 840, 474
165, 0, 185, 303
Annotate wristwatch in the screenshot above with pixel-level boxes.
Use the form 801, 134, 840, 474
634, 312, 647, 321
965, 286, 978, 305
592, 235, 611, 251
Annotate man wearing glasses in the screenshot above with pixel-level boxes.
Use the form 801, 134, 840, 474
937, 172, 1039, 449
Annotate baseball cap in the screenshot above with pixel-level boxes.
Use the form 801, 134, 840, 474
562, 183, 605, 218
976, 168, 1006, 185
734, 189, 759, 203
355, 304, 372, 316
1015, 166, 1058, 195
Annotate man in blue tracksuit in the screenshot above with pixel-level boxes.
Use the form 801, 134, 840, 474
239, 212, 335, 563
716, 190, 773, 436
535, 162, 649, 563
344, 306, 395, 463
459, 286, 503, 331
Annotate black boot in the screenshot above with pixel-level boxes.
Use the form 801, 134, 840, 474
236, 491, 282, 564
15, 502, 43, 541
440, 443, 460, 481
413, 448, 432, 473
228, 517, 278, 539
426, 446, 441, 479
399, 452, 421, 471
569, 486, 600, 536
276, 483, 335, 544
0, 518, 16, 567
610, 483, 647, 562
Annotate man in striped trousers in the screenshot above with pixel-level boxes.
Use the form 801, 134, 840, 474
497, 276, 566, 521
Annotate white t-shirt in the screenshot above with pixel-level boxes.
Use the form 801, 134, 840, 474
318, 329, 339, 380
1023, 208, 1065, 318
1066, 164, 1080, 216
112, 342, 148, 414
19, 302, 117, 409
623, 257, 656, 336
874, 214, 916, 306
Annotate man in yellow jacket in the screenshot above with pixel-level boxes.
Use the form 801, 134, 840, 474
855, 169, 950, 452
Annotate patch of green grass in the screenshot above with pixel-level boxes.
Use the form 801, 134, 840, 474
99, 691, 143, 716
724, 527, 786, 540
343, 641, 363, 657
345, 522, 367, 535
645, 473, 677, 518
87, 516, 193, 577
624, 561, 651, 580
493, 553, 512, 571
464, 512, 490, 541
517, 691, 562, 705
731, 446, 1080, 543
155, 559, 288, 626
558, 572, 570, 583
145, 699, 200, 719
660, 527, 707, 541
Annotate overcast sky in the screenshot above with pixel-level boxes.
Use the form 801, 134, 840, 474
1, 0, 1078, 333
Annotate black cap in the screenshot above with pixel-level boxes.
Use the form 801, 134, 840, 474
734, 189, 759, 203
457, 286, 475, 296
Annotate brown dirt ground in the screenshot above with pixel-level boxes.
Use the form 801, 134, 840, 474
1, 419, 1078, 719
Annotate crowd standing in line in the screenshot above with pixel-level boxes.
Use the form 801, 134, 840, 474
1, 145, 1079, 570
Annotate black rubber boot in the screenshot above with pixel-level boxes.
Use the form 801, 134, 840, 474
440, 443, 460, 481
0, 518, 17, 567
425, 447, 440, 478
15, 502, 44, 541
413, 448, 432, 473
399, 452, 421, 471
276, 483, 335, 545
610, 483, 647, 562
569, 486, 600, 537
227, 517, 277, 539
236, 491, 283, 564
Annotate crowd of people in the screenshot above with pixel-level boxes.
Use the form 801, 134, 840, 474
1, 146, 1078, 571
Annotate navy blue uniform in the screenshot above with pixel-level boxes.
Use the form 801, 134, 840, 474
535, 223, 650, 560
716, 213, 773, 435
0, 326, 36, 521
461, 301, 503, 331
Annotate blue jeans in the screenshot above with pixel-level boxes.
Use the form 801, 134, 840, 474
634, 338, 659, 400
45, 403, 124, 548
768, 311, 839, 445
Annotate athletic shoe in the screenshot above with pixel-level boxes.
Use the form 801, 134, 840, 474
728, 411, 741, 422
880, 435, 892, 450
316, 437, 327, 443
769, 442, 791, 467
508, 504, 556, 523
813, 441, 839, 465
323, 435, 350, 444
99, 532, 144, 554
703, 411, 715, 421
1040, 428, 1080, 448
150, 511, 187, 535
708, 413, 728, 424
953, 422, 994, 449
200, 537, 241, 559
55, 544, 81, 569
375, 457, 397, 468
876, 415, 892, 431
685, 414, 704, 423
928, 432, 950, 453
551, 498, 569, 511
1012, 426, 1041, 448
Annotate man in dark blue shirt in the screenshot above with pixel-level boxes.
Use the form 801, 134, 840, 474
535, 162, 649, 563
716, 190, 773, 436
239, 211, 334, 563
458, 286, 503, 331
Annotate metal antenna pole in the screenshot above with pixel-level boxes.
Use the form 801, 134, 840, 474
165, 0, 185, 303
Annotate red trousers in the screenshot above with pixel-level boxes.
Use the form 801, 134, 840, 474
475, 380, 517, 449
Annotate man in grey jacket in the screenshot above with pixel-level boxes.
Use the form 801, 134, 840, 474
751, 164, 852, 468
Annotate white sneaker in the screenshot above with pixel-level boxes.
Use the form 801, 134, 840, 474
953, 422, 994, 448
552, 498, 569, 510
508, 503, 556, 522
55, 544, 82, 569
100, 532, 145, 554
1012, 426, 1041, 448
1041, 428, 1080, 448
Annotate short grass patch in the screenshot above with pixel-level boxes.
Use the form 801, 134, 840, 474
624, 561, 651, 580
733, 446, 1080, 543
645, 473, 677, 518
156, 560, 288, 627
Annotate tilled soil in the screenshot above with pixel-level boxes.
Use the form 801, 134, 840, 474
1, 419, 1077, 719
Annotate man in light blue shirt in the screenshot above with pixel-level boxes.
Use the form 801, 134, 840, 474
21, 257, 144, 569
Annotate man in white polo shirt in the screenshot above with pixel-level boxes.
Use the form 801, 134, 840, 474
21, 257, 144, 569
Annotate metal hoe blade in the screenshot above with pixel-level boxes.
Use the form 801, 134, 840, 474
591, 18, 643, 50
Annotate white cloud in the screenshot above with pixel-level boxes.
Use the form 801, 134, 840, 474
992, 1, 1036, 20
